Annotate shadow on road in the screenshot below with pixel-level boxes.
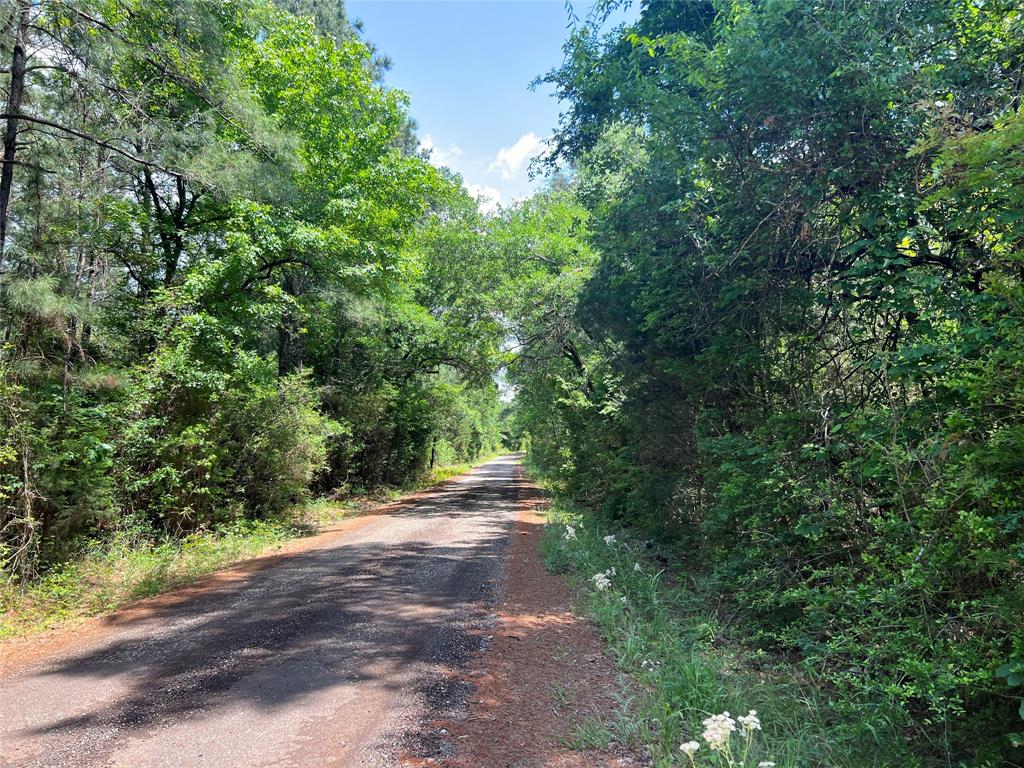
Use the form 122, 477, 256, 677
2, 457, 533, 767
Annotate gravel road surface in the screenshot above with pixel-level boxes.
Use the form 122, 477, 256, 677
0, 455, 524, 768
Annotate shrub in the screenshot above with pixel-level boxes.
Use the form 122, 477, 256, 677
118, 344, 333, 531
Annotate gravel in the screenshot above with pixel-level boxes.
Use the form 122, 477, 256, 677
0, 456, 522, 768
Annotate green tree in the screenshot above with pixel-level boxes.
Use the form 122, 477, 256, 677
516, 1, 1024, 762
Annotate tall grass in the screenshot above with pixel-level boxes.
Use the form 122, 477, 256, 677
0, 518, 302, 641
542, 504, 916, 768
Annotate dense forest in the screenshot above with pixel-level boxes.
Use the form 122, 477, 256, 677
3, 0, 1023, 765
510, 1, 1024, 765
0, 0, 512, 577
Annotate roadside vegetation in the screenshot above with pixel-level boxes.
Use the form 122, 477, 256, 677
0, 0, 511, 589
542, 499, 910, 768
0, 517, 298, 640
509, 2, 1024, 766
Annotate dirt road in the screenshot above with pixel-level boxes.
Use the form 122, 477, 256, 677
0, 456, 526, 768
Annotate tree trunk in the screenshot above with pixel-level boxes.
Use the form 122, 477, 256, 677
16, 433, 35, 578
0, 0, 31, 258
277, 269, 304, 376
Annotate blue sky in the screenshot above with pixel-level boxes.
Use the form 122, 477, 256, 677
347, 0, 638, 211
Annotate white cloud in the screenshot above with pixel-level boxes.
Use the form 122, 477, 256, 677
419, 134, 463, 168
417, 130, 551, 213
488, 132, 548, 180
465, 183, 502, 215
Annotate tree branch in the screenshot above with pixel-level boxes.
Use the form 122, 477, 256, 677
0, 113, 184, 175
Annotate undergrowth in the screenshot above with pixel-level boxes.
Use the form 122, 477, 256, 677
542, 502, 918, 768
0, 518, 301, 641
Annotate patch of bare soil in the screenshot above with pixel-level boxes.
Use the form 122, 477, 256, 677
423, 465, 645, 768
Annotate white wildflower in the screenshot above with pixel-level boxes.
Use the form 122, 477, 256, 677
634, 562, 642, 572
603, 534, 617, 546
564, 524, 577, 541
680, 740, 700, 758
592, 571, 612, 591
620, 595, 628, 604
758, 763, 776, 768
701, 711, 737, 752
738, 709, 761, 733
608, 566, 616, 577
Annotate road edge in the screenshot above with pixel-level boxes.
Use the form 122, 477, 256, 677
409, 461, 641, 768
0, 456, 511, 675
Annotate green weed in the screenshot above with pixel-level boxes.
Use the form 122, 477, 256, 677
544, 504, 918, 768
